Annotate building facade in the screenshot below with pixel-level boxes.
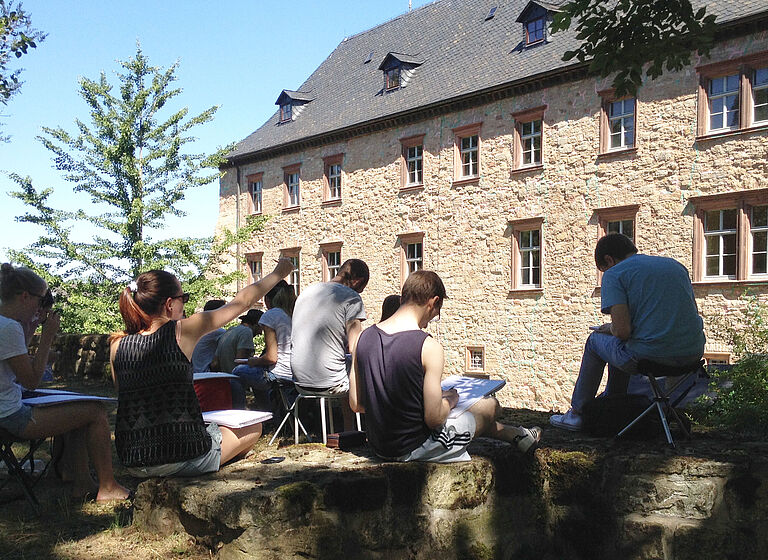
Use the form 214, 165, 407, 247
217, 0, 768, 410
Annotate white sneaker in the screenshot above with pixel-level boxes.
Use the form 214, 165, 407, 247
549, 409, 583, 432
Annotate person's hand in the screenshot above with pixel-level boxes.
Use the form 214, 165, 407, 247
442, 388, 459, 409
272, 258, 295, 279
40, 309, 61, 340
592, 323, 612, 334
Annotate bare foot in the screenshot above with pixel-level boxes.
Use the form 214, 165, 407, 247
96, 482, 132, 502
71, 483, 99, 500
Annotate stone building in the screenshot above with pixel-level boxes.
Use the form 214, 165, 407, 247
217, 0, 768, 410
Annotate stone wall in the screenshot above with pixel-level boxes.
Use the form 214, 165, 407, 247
30, 333, 112, 380
132, 436, 768, 560
217, 31, 768, 411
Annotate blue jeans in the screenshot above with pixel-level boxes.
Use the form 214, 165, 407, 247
571, 332, 638, 414
232, 365, 275, 411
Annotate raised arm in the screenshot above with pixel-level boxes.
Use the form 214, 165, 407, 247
7, 310, 60, 391
177, 259, 293, 356
422, 336, 455, 429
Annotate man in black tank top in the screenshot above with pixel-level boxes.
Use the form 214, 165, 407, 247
352, 271, 541, 463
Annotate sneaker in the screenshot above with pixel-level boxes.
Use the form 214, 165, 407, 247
549, 409, 583, 432
513, 426, 542, 453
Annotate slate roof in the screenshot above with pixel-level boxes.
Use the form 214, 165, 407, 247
228, 0, 768, 163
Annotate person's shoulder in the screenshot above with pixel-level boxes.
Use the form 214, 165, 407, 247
0, 315, 23, 337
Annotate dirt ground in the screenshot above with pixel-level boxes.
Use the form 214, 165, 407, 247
0, 378, 215, 560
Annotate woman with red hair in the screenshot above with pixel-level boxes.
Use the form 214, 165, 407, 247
110, 259, 293, 477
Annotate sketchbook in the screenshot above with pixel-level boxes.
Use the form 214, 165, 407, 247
193, 372, 238, 381
202, 409, 273, 428
22, 393, 116, 406
441, 375, 505, 419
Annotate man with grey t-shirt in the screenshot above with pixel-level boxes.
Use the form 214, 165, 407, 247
291, 259, 369, 430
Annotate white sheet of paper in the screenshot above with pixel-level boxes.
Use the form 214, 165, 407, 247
441, 375, 505, 419
202, 409, 272, 428
193, 372, 238, 381
22, 394, 116, 406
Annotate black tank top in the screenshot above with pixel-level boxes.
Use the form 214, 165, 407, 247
356, 325, 431, 457
113, 320, 211, 467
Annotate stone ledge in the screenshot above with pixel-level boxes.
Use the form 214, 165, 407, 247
132, 413, 768, 560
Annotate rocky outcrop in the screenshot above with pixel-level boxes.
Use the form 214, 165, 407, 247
132, 432, 768, 560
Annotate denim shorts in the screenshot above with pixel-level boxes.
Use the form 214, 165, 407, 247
0, 404, 34, 437
126, 422, 223, 478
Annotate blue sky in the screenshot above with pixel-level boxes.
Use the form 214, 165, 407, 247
0, 0, 432, 261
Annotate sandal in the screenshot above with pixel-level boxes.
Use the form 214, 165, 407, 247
513, 426, 542, 454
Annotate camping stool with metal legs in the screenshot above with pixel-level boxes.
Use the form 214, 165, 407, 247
615, 359, 705, 447
0, 427, 49, 510
269, 390, 362, 446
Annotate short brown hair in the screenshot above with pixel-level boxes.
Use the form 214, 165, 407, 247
401, 270, 446, 306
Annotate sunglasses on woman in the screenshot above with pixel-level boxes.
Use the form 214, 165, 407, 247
171, 292, 190, 304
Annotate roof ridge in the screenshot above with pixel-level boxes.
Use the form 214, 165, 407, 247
340, 0, 441, 44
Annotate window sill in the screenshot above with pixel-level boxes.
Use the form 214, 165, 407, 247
597, 147, 637, 159
693, 279, 768, 288
695, 123, 768, 142
282, 206, 300, 214
463, 372, 490, 379
321, 199, 342, 208
510, 164, 543, 175
399, 184, 424, 193
507, 287, 544, 297
250, 211, 263, 216
452, 176, 480, 187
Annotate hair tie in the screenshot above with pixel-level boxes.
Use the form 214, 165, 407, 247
128, 281, 138, 294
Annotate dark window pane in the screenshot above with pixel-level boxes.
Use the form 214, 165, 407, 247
754, 206, 768, 227
520, 231, 530, 246
704, 210, 721, 232
723, 255, 737, 275
706, 236, 719, 256
722, 209, 737, 230
753, 230, 767, 252
756, 68, 768, 86
726, 74, 740, 91
723, 233, 737, 254
531, 229, 540, 246
754, 254, 767, 275
706, 256, 719, 276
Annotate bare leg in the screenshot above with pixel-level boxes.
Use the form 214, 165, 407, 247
219, 423, 262, 465
340, 396, 356, 431
63, 429, 98, 498
22, 403, 130, 501
469, 397, 530, 442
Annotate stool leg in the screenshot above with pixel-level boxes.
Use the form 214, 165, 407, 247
655, 401, 675, 447
320, 397, 328, 445
294, 396, 301, 445
355, 412, 362, 431
327, 398, 335, 437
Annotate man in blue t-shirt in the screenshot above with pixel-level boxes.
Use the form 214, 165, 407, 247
550, 233, 705, 432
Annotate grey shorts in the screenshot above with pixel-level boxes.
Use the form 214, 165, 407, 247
126, 422, 223, 478
296, 378, 349, 396
0, 404, 34, 438
397, 411, 477, 463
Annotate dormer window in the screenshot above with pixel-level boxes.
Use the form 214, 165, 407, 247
526, 17, 545, 45
274, 89, 314, 124
385, 68, 401, 90
378, 52, 423, 94
280, 103, 293, 123
516, 2, 560, 48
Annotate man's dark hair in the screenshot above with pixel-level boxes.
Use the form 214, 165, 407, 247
265, 280, 290, 302
203, 299, 226, 311
401, 270, 446, 306
336, 259, 369, 287
595, 233, 638, 268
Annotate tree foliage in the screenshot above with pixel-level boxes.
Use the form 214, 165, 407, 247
551, 0, 718, 97
8, 46, 257, 333
0, 0, 45, 105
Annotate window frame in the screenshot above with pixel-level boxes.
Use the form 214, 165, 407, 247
385, 67, 401, 91
512, 106, 546, 171
398, 232, 425, 287
282, 163, 301, 211
320, 241, 343, 282
594, 204, 640, 285
696, 51, 768, 138
245, 252, 263, 284
690, 188, 768, 283
598, 89, 637, 155
452, 123, 482, 184
322, 154, 344, 204
399, 134, 425, 191
280, 103, 292, 123
280, 247, 301, 295
465, 346, 486, 376
509, 217, 544, 293
246, 172, 263, 215
525, 16, 546, 46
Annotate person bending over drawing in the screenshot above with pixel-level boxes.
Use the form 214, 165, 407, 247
550, 233, 705, 432
352, 270, 541, 463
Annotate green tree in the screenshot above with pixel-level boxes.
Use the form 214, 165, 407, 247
8, 46, 253, 333
0, 0, 45, 104
552, 0, 718, 97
